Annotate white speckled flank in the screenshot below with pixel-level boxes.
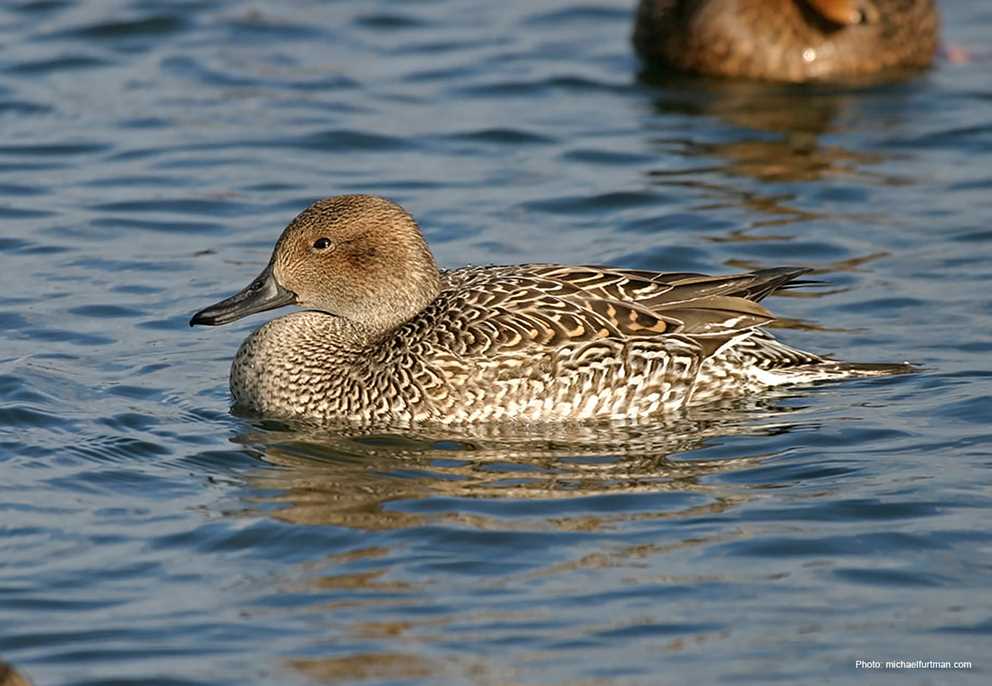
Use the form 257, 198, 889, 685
192, 195, 912, 424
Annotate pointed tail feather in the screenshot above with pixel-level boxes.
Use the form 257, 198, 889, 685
788, 360, 919, 382
733, 267, 813, 302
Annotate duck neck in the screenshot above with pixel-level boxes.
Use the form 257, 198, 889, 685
362, 250, 442, 340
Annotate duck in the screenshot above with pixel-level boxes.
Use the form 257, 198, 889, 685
633, 0, 939, 82
190, 194, 909, 424
0, 662, 32, 686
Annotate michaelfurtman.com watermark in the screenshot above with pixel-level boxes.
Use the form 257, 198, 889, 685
856, 659, 973, 671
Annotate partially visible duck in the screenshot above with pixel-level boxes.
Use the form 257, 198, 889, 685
633, 0, 939, 82
190, 195, 910, 424
0, 662, 32, 686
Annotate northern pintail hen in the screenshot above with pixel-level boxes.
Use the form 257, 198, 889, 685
634, 0, 938, 82
191, 195, 909, 424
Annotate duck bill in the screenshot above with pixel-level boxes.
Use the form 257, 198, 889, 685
189, 266, 296, 327
805, 0, 864, 25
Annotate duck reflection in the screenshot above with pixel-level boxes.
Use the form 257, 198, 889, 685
639, 75, 920, 245
644, 75, 915, 182
226, 398, 817, 684
230, 395, 813, 531
289, 653, 435, 684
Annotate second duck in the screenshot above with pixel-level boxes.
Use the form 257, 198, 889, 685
633, 0, 939, 82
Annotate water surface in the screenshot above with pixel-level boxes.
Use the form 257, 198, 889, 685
1, 1, 991, 684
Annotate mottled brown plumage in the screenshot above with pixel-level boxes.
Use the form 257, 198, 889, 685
633, 0, 939, 82
190, 195, 910, 424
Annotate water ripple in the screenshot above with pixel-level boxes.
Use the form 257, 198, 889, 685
45, 15, 188, 43
6, 55, 110, 75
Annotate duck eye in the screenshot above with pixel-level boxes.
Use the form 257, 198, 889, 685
312, 237, 332, 251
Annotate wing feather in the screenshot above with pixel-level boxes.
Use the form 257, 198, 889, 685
436, 264, 807, 356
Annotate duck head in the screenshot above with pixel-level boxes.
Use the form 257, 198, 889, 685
190, 195, 441, 335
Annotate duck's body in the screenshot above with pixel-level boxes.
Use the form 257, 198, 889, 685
191, 195, 909, 425
633, 0, 939, 82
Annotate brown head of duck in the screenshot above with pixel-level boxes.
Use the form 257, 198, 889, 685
633, 0, 939, 82
190, 194, 441, 339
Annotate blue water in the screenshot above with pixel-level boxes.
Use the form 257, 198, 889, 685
2, 1, 991, 684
